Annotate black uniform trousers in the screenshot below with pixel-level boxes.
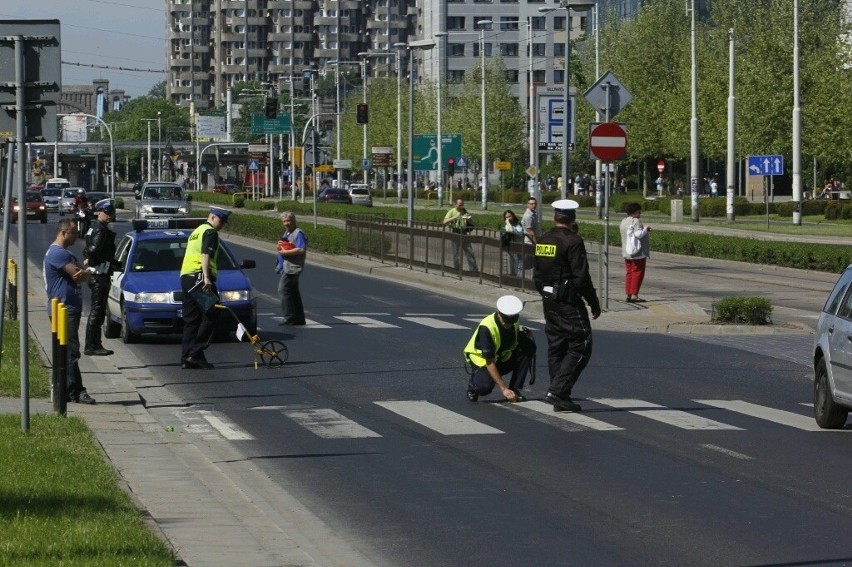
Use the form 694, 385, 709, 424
542, 297, 593, 398
85, 275, 110, 349
181, 274, 219, 361
468, 338, 535, 396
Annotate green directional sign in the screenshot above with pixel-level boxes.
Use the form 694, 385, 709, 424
251, 113, 292, 134
413, 134, 462, 171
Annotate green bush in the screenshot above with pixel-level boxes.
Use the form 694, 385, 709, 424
711, 296, 773, 325
115, 197, 125, 210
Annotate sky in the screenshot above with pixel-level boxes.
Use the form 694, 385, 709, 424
0, 0, 166, 99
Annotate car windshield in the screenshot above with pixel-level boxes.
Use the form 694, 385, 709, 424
26, 193, 41, 202
42, 189, 61, 197
131, 237, 237, 273
143, 185, 183, 200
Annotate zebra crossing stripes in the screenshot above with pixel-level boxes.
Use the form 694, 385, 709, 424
398, 317, 469, 329
509, 400, 624, 431
173, 409, 256, 441
374, 400, 503, 435
282, 408, 381, 438
335, 316, 400, 328
590, 398, 743, 430
695, 400, 826, 432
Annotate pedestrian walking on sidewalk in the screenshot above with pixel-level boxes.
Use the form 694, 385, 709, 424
180, 206, 230, 369
533, 199, 601, 413
620, 203, 651, 303
277, 211, 307, 325
43, 218, 95, 404
83, 199, 117, 356
443, 199, 478, 272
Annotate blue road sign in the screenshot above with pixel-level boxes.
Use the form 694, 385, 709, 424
247, 159, 260, 172
748, 155, 784, 177
456, 156, 468, 169
362, 158, 371, 170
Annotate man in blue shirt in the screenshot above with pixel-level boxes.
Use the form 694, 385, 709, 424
43, 218, 94, 404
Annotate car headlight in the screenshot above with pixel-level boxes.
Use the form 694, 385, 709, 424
220, 290, 251, 302
141, 205, 153, 213
132, 292, 172, 303
178, 205, 189, 214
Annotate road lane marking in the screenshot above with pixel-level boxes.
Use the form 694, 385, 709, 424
283, 408, 381, 438
698, 444, 754, 460
590, 398, 743, 430
399, 317, 469, 329
272, 317, 330, 328
334, 315, 400, 328
374, 401, 503, 435
196, 410, 256, 441
695, 400, 827, 432
510, 400, 623, 431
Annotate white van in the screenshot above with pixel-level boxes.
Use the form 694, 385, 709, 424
44, 178, 71, 191
348, 183, 373, 207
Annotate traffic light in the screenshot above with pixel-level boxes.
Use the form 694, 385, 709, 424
265, 98, 279, 119
356, 103, 369, 125
447, 158, 455, 177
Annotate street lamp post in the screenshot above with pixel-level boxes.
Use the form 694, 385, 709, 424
360, 56, 368, 184
141, 118, 157, 182
394, 43, 406, 204
541, 2, 595, 201
689, 0, 700, 222
406, 39, 437, 227
478, 21, 488, 209
727, 28, 736, 222
157, 111, 162, 182
792, 0, 802, 225
58, 113, 115, 198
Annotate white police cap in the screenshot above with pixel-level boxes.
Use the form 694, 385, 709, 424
551, 199, 580, 214
496, 295, 524, 316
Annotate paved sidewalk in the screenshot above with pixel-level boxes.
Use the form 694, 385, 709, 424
2, 218, 816, 566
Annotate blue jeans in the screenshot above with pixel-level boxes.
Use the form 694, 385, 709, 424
66, 310, 84, 395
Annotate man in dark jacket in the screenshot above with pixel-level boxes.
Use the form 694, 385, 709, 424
533, 199, 601, 412
83, 199, 117, 356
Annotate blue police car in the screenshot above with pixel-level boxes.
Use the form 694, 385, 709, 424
104, 219, 257, 343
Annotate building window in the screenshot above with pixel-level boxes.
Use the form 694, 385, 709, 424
474, 19, 491, 31
554, 70, 564, 83
554, 43, 565, 57
532, 43, 546, 57
554, 16, 565, 31
473, 43, 493, 57
499, 43, 518, 57
448, 43, 465, 57
499, 18, 519, 31
532, 69, 546, 84
531, 16, 546, 31
505, 70, 519, 83
447, 17, 466, 30
448, 70, 465, 83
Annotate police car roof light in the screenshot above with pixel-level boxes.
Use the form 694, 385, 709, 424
132, 218, 205, 232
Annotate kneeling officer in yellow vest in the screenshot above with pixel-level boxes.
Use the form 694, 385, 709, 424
464, 295, 536, 402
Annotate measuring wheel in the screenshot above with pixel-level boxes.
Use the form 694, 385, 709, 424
258, 339, 289, 368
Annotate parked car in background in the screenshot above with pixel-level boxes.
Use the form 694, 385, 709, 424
317, 187, 352, 204
348, 184, 373, 207
85, 191, 112, 207
11, 191, 47, 223
813, 264, 852, 429
41, 187, 62, 212
104, 219, 257, 343
135, 182, 192, 220
211, 183, 240, 195
59, 187, 85, 215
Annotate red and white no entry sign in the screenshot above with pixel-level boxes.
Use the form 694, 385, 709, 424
588, 122, 627, 161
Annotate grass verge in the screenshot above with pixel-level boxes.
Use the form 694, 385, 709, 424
0, 320, 175, 565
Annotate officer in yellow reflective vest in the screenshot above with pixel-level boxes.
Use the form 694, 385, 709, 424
463, 295, 536, 402
180, 206, 230, 369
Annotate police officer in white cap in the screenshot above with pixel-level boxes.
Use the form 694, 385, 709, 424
463, 295, 536, 402
533, 199, 601, 412
83, 199, 117, 356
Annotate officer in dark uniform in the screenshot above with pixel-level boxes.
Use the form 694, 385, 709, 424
180, 206, 230, 369
83, 198, 117, 356
533, 199, 601, 412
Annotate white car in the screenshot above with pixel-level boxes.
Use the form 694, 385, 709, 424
44, 177, 71, 192
813, 264, 852, 428
41, 187, 62, 212
135, 182, 192, 220
59, 187, 84, 215
348, 184, 373, 207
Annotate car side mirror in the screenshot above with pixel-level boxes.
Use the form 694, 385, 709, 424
240, 259, 256, 270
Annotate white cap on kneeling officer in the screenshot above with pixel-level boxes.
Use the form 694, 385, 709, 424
496, 295, 524, 317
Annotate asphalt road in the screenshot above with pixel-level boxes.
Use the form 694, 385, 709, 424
15, 213, 852, 566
